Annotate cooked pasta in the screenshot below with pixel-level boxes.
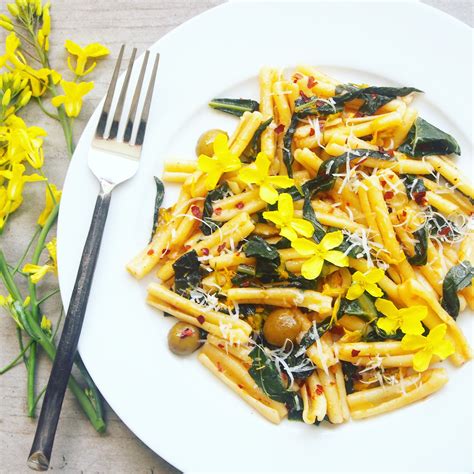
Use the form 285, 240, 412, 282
127, 66, 473, 426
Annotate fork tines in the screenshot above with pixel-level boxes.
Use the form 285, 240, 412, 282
95, 45, 160, 147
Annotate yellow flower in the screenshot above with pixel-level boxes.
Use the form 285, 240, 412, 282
0, 162, 44, 207
291, 231, 349, 280
0, 14, 14, 31
401, 324, 455, 372
22, 263, 54, 283
65, 40, 110, 76
0, 33, 26, 70
0, 294, 13, 306
197, 132, 241, 190
20, 66, 58, 97
45, 238, 57, 270
263, 193, 313, 241
37, 2, 51, 51
40, 315, 52, 333
51, 80, 94, 117
38, 184, 61, 226
238, 152, 294, 204
7, 4, 20, 17
375, 298, 426, 335
346, 268, 384, 300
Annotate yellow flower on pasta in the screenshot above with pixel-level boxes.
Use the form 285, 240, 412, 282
37, 184, 61, 226
238, 152, 294, 204
263, 193, 313, 241
375, 298, 426, 335
346, 268, 384, 300
64, 40, 110, 76
197, 132, 241, 190
51, 80, 94, 118
291, 231, 349, 280
401, 324, 454, 372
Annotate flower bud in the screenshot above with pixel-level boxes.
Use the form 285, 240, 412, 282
0, 20, 14, 31
2, 89, 12, 107
7, 3, 20, 16
19, 89, 32, 107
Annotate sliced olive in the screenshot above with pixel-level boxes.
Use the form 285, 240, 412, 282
195, 129, 228, 157
167, 322, 201, 355
263, 309, 301, 347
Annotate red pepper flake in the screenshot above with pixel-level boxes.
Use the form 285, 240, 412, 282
330, 325, 344, 336
345, 202, 351, 207
235, 201, 245, 209
309, 128, 315, 136
179, 328, 194, 339
387, 149, 394, 157
401, 210, 407, 217
191, 205, 201, 218
216, 361, 223, 372
316, 100, 325, 107
315, 384, 324, 395
274, 124, 285, 134
299, 90, 310, 102
380, 179, 387, 187
218, 343, 225, 349
217, 243, 226, 252
292, 72, 303, 83
307, 76, 317, 88
241, 280, 250, 287
384, 191, 394, 200
238, 383, 244, 389
197, 315, 205, 325
413, 191, 427, 206
214, 207, 222, 216
147, 249, 154, 256
183, 244, 191, 251
161, 248, 170, 256
378, 146, 386, 153
201, 248, 209, 256
351, 349, 361, 357
439, 227, 450, 236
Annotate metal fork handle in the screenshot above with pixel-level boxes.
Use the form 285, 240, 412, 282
27, 180, 113, 471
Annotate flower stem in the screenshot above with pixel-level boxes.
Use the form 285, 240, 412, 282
36, 97, 59, 121
0, 339, 34, 375
27, 342, 37, 417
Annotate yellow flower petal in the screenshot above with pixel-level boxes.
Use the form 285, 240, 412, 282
301, 255, 324, 280
259, 182, 278, 205
290, 218, 314, 238
376, 316, 400, 334
412, 349, 433, 372
268, 175, 294, 189
399, 306, 427, 335
346, 283, 364, 301
291, 237, 318, 257
365, 267, 385, 284
255, 152, 270, 177
239, 166, 261, 185
319, 230, 344, 251
365, 282, 383, 298
205, 169, 222, 191
263, 210, 284, 228
198, 154, 218, 173
213, 132, 228, 155
401, 334, 427, 352
427, 323, 447, 344
278, 193, 294, 223
375, 298, 399, 319
432, 338, 455, 360
324, 250, 349, 268
280, 226, 298, 242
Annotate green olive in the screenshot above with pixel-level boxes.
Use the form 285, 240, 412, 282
263, 309, 301, 347
195, 129, 228, 157
167, 322, 201, 355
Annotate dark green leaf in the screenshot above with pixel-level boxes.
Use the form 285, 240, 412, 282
282, 114, 299, 177
403, 174, 427, 204
364, 324, 404, 341
407, 222, 429, 266
241, 117, 272, 162
150, 176, 165, 242
173, 250, 201, 297
200, 183, 230, 236
274, 237, 292, 249
285, 345, 315, 380
359, 86, 422, 115
341, 361, 358, 395
339, 294, 378, 322
248, 345, 292, 403
398, 117, 461, 157
287, 393, 304, 421
295, 318, 332, 357
208, 98, 259, 117
244, 236, 280, 261
441, 261, 474, 319
303, 189, 326, 242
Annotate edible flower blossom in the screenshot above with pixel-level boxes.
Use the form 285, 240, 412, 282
401, 323, 455, 372
238, 151, 294, 204
291, 231, 349, 280
197, 132, 241, 190
263, 193, 313, 241
346, 268, 384, 300
51, 80, 94, 117
375, 298, 426, 335
64, 40, 110, 76
22, 238, 57, 284
40, 315, 52, 334
0, 32, 25, 70
37, 184, 61, 226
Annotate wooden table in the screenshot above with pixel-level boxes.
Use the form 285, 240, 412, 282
0, 1, 470, 472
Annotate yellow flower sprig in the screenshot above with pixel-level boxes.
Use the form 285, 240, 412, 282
197, 132, 242, 190
291, 230, 349, 280
65, 40, 110, 77
401, 324, 455, 372
375, 298, 426, 335
51, 80, 94, 118
238, 151, 294, 204
263, 193, 314, 241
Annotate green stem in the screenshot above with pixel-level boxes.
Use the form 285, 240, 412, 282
31, 385, 47, 411
12, 226, 41, 275
37, 288, 60, 306
0, 340, 34, 375
27, 342, 36, 417
36, 97, 59, 121
0, 250, 106, 432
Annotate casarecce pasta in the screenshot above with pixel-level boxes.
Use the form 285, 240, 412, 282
127, 66, 473, 425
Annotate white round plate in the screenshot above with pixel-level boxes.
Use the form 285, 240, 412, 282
58, 1, 473, 472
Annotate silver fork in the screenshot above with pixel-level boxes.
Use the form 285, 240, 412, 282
27, 45, 160, 471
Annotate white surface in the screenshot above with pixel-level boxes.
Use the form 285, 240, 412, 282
57, 2, 473, 472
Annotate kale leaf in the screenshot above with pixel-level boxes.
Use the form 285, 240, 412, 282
200, 183, 230, 236
173, 250, 201, 297
208, 97, 259, 117
150, 176, 165, 241
441, 261, 474, 319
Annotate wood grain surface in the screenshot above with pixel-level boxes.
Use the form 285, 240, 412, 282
0, 1, 471, 472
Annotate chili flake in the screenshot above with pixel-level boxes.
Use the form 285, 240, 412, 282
236, 201, 245, 209
197, 315, 205, 325
201, 248, 209, 256
384, 191, 394, 200
274, 124, 285, 134
351, 349, 361, 357
191, 205, 201, 218
214, 207, 222, 216
147, 249, 154, 256
307, 76, 317, 88
309, 128, 315, 136
315, 384, 324, 395
179, 328, 194, 339
217, 243, 226, 253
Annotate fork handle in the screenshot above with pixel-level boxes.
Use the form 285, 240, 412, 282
28, 181, 113, 472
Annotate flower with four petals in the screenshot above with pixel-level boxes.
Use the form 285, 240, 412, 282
346, 268, 384, 300
64, 40, 110, 76
375, 298, 426, 335
51, 80, 94, 118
